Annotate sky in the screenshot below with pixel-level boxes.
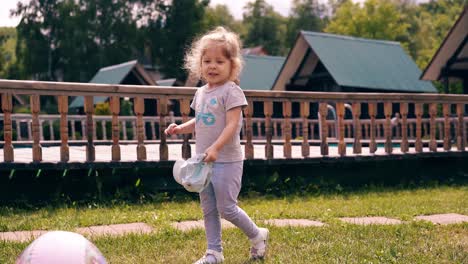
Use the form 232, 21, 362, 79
1, 0, 427, 27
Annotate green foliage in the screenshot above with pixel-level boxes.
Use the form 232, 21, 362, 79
409, 0, 466, 69
325, 0, 410, 43
0, 37, 7, 77
242, 0, 288, 55
0, 28, 16, 77
4, 0, 466, 92
94, 102, 112, 139
285, 0, 326, 47
12, 0, 159, 82
155, 0, 209, 81
12, 105, 31, 114
41, 120, 60, 140
203, 5, 245, 36
95, 102, 111, 115
120, 99, 133, 116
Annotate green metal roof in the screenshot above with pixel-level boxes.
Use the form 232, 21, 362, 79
240, 55, 285, 90
69, 60, 138, 108
89, 60, 137, 84
156, 78, 177, 86
302, 31, 437, 92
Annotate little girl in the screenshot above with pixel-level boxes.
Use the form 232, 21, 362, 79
165, 27, 269, 264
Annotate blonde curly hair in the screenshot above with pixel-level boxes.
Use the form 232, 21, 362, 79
184, 27, 243, 85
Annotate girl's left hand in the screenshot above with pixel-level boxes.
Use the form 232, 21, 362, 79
204, 146, 218, 162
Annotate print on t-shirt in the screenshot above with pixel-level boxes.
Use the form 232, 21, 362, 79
196, 99, 216, 126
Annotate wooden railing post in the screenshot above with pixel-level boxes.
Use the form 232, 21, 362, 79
415, 103, 423, 153
58, 95, 69, 162
283, 101, 292, 158
429, 103, 438, 152
319, 102, 329, 156
400, 103, 409, 153
368, 102, 377, 154
134, 97, 146, 161
110, 96, 121, 161
180, 98, 191, 160
443, 104, 451, 151
300, 101, 310, 158
84, 96, 95, 161
384, 102, 393, 154
158, 96, 168, 160
30, 95, 42, 162
244, 100, 254, 159
456, 103, 465, 151
264, 101, 274, 159
336, 102, 346, 156
1, 94, 14, 162
352, 102, 362, 154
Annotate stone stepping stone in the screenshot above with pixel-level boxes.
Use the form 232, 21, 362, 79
339, 216, 402, 225
76, 222, 153, 237
0, 223, 153, 242
171, 219, 235, 231
171, 219, 326, 231
414, 213, 468, 225
0, 230, 48, 243
262, 219, 325, 227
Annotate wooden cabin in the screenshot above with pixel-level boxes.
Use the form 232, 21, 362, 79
421, 6, 468, 94
272, 31, 437, 119
68, 60, 158, 115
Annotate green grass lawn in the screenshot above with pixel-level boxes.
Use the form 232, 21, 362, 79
1, 186, 467, 263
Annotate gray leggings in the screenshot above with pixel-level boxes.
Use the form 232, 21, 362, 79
199, 161, 260, 252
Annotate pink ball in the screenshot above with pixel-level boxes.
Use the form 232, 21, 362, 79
16, 231, 107, 264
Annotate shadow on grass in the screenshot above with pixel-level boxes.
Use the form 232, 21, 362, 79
0, 153, 467, 212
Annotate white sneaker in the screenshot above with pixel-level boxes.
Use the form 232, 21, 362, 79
193, 249, 224, 264
250, 227, 269, 259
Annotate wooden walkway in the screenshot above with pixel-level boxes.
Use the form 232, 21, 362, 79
0, 142, 461, 164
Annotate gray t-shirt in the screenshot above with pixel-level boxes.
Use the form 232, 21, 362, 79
190, 81, 248, 162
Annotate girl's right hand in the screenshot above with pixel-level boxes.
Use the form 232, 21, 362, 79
165, 123, 179, 135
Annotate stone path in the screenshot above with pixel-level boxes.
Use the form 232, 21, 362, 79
0, 222, 152, 243
1, 213, 467, 243
339, 216, 402, 225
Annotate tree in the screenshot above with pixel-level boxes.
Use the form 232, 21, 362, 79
0, 35, 7, 77
243, 0, 287, 55
325, 0, 410, 43
285, 0, 326, 47
203, 5, 245, 36
0, 27, 17, 78
12, 0, 159, 82
156, 0, 209, 80
12, 0, 55, 80
410, 0, 466, 68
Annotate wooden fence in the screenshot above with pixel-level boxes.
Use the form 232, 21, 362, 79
1, 79, 467, 163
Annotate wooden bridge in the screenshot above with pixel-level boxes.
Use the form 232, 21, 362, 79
1, 79, 467, 170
